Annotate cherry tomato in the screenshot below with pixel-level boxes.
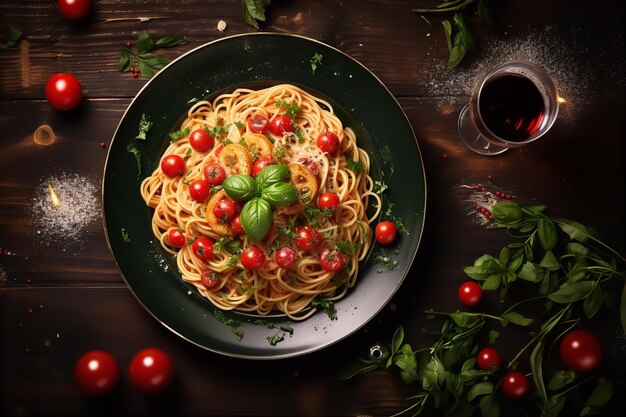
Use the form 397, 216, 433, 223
559, 330, 603, 373
476, 347, 501, 371
241, 246, 265, 270
58, 0, 91, 21
252, 155, 275, 177
189, 129, 214, 153
192, 237, 214, 260
203, 163, 226, 186
318, 192, 340, 211
200, 270, 220, 290
295, 226, 321, 251
458, 281, 483, 306
500, 370, 530, 399
45, 73, 83, 111
298, 157, 320, 175
269, 114, 294, 136
167, 229, 185, 248
189, 180, 210, 202
248, 114, 270, 134
129, 348, 173, 394
319, 248, 345, 272
213, 198, 238, 223
161, 155, 185, 178
230, 215, 245, 236
275, 246, 297, 269
74, 350, 120, 396
317, 132, 340, 154
375, 221, 397, 245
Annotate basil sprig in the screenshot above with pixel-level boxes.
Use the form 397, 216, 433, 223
223, 164, 297, 242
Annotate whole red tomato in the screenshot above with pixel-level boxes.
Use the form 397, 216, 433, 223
375, 221, 397, 245
167, 229, 185, 248
275, 246, 297, 269
252, 155, 275, 177
476, 347, 501, 371
317, 132, 340, 154
500, 370, 530, 399
247, 114, 270, 134
58, 0, 91, 21
189, 129, 214, 153
457, 282, 482, 306
295, 226, 321, 251
241, 246, 265, 270
74, 350, 120, 396
189, 180, 210, 202
318, 192, 340, 211
129, 348, 173, 393
203, 163, 226, 185
192, 237, 214, 260
161, 155, 185, 178
269, 114, 294, 136
559, 330, 603, 373
45, 73, 83, 110
319, 248, 345, 272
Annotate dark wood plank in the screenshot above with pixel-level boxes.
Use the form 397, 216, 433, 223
1, 0, 624, 99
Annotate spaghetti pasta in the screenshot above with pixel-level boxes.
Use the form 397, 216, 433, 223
140, 84, 381, 320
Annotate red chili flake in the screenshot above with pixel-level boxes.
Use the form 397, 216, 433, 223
505, 194, 511, 199
100, 142, 106, 149
27, 308, 33, 314
487, 175, 493, 180
126, 41, 132, 48
442, 153, 449, 159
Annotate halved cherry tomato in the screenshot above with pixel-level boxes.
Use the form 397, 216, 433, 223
167, 229, 185, 248
375, 221, 397, 245
200, 270, 220, 290
241, 246, 265, 270
45, 73, 83, 111
295, 226, 321, 251
559, 330, 602, 373
317, 132, 340, 154
129, 348, 173, 394
213, 198, 238, 223
269, 114, 294, 136
501, 371, 530, 399
458, 281, 483, 306
189, 129, 214, 153
248, 114, 270, 134
192, 237, 214, 260
275, 246, 297, 269
252, 155, 275, 177
477, 347, 501, 371
189, 180, 211, 202
230, 215, 245, 236
58, 0, 91, 21
203, 163, 226, 186
319, 248, 345, 272
74, 350, 119, 396
161, 155, 185, 178
318, 192, 340, 211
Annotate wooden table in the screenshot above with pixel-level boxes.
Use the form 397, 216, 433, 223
1, 1, 624, 416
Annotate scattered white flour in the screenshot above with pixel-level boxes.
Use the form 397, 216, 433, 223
28, 173, 100, 244
423, 26, 626, 122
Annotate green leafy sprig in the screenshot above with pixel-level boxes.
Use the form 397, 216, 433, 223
119, 30, 187, 78
413, 0, 493, 68
242, 0, 272, 29
344, 202, 624, 417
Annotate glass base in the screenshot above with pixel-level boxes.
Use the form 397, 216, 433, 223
458, 105, 509, 156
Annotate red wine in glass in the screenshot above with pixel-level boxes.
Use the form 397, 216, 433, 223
458, 61, 559, 155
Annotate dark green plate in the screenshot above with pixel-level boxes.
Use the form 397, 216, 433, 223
103, 33, 426, 359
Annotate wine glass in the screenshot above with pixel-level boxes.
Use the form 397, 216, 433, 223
458, 61, 559, 156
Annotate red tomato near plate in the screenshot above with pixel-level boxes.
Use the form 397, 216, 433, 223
189, 129, 214, 152
58, 0, 91, 21
129, 348, 173, 393
45, 73, 83, 111
74, 350, 120, 396
241, 246, 265, 270
248, 114, 270, 134
317, 132, 340, 154
167, 229, 185, 248
375, 221, 397, 245
189, 180, 210, 202
319, 248, 345, 272
559, 330, 602, 373
458, 281, 482, 306
476, 347, 501, 371
269, 114, 294, 135
161, 155, 185, 178
318, 192, 340, 211
500, 370, 530, 399
192, 237, 214, 260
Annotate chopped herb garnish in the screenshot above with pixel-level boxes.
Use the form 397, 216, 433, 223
277, 223, 297, 240
136, 113, 153, 140
169, 127, 191, 142
279, 324, 294, 335
234, 121, 245, 129
333, 240, 362, 255
206, 125, 227, 137
374, 180, 388, 195
385, 202, 411, 236
266, 330, 286, 346
276, 99, 302, 123
7, 26, 23, 47
126, 143, 141, 175
303, 204, 332, 227
186, 237, 197, 246
311, 298, 338, 320
220, 253, 241, 271
187, 97, 200, 105
184, 148, 192, 159
310, 52, 323, 74
121, 228, 130, 243
252, 319, 275, 329
272, 144, 286, 160
214, 309, 244, 341
118, 30, 187, 78
373, 249, 399, 272
294, 128, 306, 143
347, 160, 365, 173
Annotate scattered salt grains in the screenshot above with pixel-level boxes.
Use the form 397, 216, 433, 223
423, 26, 626, 121
28, 174, 100, 245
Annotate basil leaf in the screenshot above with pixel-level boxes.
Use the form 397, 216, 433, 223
548, 281, 595, 303
518, 262, 546, 283
223, 175, 258, 201
467, 381, 493, 402
538, 219, 558, 251
261, 182, 297, 206
492, 203, 522, 226
119, 47, 131, 72
479, 393, 500, 417
547, 370, 577, 391
501, 311, 534, 327
442, 20, 453, 53
240, 197, 272, 242
155, 36, 187, 48
7, 26, 23, 47
256, 164, 289, 189
136, 30, 155, 54
530, 340, 548, 407
242, 0, 271, 29
583, 283, 603, 319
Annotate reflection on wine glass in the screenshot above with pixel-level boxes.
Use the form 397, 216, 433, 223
458, 61, 559, 156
